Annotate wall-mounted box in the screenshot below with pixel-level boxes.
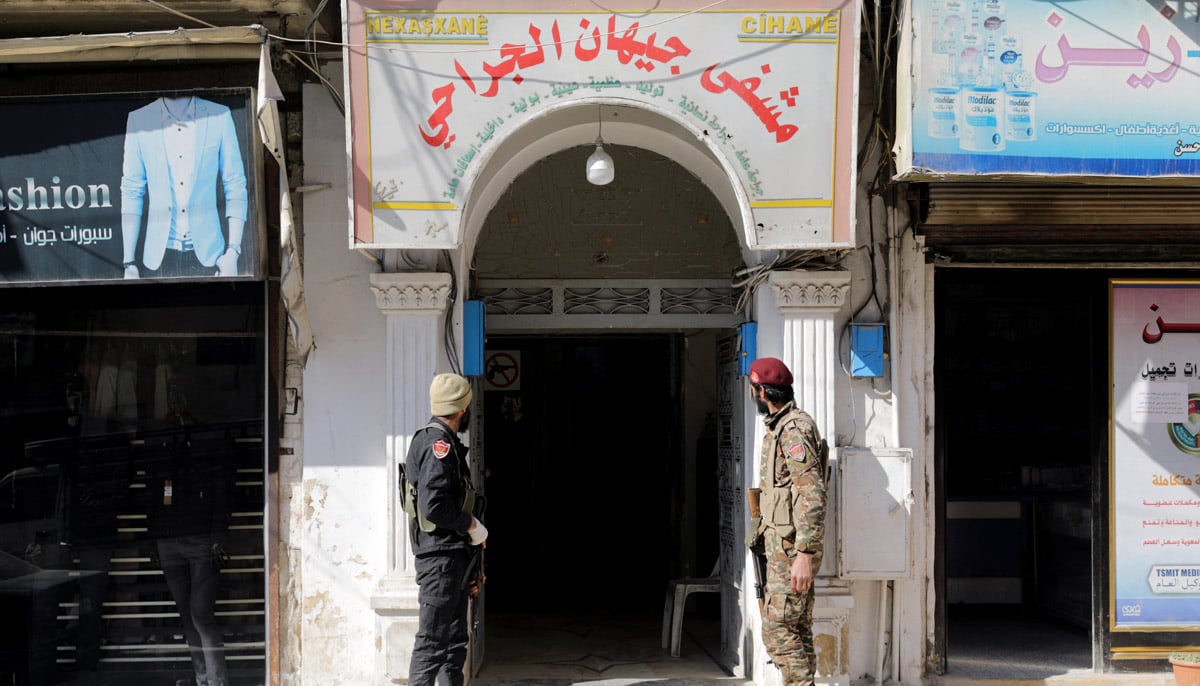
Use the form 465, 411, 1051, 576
838, 447, 913, 579
850, 324, 886, 378
463, 300, 485, 377
737, 321, 757, 376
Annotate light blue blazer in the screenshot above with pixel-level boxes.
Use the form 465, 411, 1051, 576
120, 98, 249, 270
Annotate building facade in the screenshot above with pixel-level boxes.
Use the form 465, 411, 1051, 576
1, 1, 1197, 685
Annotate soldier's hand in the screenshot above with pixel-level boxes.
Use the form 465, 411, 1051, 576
466, 571, 486, 598
790, 552, 815, 594
467, 517, 488, 546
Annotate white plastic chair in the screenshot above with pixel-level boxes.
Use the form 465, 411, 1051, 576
661, 557, 721, 657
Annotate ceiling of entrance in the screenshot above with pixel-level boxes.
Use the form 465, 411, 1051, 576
474, 145, 744, 280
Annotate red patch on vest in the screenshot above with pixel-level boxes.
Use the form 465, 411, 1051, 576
432, 440, 451, 460
787, 443, 806, 460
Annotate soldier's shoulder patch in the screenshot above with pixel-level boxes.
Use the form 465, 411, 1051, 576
432, 440, 451, 460
786, 440, 806, 461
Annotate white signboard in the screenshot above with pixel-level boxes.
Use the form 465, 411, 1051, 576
344, 1, 858, 250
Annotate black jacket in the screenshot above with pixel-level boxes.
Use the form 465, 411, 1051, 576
406, 418, 473, 555
143, 430, 232, 541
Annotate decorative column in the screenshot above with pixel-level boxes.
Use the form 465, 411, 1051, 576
368, 272, 452, 685
768, 271, 849, 442
769, 269, 853, 686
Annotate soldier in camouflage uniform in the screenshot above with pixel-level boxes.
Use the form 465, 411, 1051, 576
749, 357, 826, 686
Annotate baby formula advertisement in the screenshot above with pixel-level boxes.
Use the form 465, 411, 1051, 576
959, 86, 1005, 151
903, 0, 1200, 178
1111, 281, 1200, 630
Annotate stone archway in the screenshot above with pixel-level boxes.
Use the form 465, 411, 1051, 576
458, 100, 757, 268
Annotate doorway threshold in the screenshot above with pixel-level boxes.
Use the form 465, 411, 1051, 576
940, 608, 1173, 686
930, 674, 1174, 686
475, 610, 747, 686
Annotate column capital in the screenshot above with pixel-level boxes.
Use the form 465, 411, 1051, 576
369, 272, 453, 315
768, 270, 851, 315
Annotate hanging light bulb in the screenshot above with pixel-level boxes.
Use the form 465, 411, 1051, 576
585, 107, 614, 185
586, 140, 614, 186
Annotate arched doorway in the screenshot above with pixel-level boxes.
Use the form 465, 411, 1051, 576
467, 140, 750, 682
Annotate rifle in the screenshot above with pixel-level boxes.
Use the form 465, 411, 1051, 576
462, 494, 488, 594
462, 547, 483, 592
745, 488, 767, 614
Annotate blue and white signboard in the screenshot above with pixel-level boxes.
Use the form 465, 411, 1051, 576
897, 1, 1200, 179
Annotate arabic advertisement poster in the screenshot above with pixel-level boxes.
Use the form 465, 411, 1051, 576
1111, 280, 1200, 630
901, 0, 1200, 179
343, 1, 858, 250
0, 90, 257, 285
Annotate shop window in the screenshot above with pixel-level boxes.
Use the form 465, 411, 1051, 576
0, 282, 266, 686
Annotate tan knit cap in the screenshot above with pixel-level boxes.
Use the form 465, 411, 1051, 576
430, 373, 473, 416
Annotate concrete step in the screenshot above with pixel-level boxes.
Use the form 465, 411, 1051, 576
927, 671, 1175, 686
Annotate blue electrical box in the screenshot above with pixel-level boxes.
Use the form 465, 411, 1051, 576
738, 321, 757, 376
463, 300, 485, 377
850, 323, 886, 378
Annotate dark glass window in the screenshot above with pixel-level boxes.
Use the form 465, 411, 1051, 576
0, 282, 266, 686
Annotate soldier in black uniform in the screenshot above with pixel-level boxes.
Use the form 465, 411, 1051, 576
406, 373, 487, 686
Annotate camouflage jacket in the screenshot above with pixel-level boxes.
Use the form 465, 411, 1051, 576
759, 401, 827, 558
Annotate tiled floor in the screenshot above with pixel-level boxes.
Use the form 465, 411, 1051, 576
940, 609, 1174, 685
474, 609, 747, 686
471, 607, 1178, 685
945, 611, 1092, 680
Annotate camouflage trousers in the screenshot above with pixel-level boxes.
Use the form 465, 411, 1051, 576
761, 552, 817, 686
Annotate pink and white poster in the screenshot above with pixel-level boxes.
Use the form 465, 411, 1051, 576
1111, 280, 1200, 630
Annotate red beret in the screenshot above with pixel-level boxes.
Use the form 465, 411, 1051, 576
749, 357, 793, 386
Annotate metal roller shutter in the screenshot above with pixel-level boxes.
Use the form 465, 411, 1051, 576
915, 183, 1200, 263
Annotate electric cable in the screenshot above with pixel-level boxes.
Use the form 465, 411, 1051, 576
141, 0, 217, 28
298, 0, 345, 115
442, 249, 463, 376
838, 0, 898, 397
140, 0, 736, 56
731, 249, 848, 316
140, 0, 882, 379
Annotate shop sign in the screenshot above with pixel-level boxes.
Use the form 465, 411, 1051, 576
897, 1, 1200, 180
1111, 280, 1200, 630
343, 1, 859, 250
0, 89, 258, 285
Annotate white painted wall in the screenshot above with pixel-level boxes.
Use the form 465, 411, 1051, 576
296, 72, 393, 685
843, 202, 915, 685
894, 229, 935, 685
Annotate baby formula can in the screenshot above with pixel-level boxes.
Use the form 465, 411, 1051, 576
1005, 91, 1036, 141
941, 0, 966, 52
930, 0, 950, 54
959, 86, 1005, 151
998, 35, 1023, 88
955, 31, 986, 86
928, 88, 961, 138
